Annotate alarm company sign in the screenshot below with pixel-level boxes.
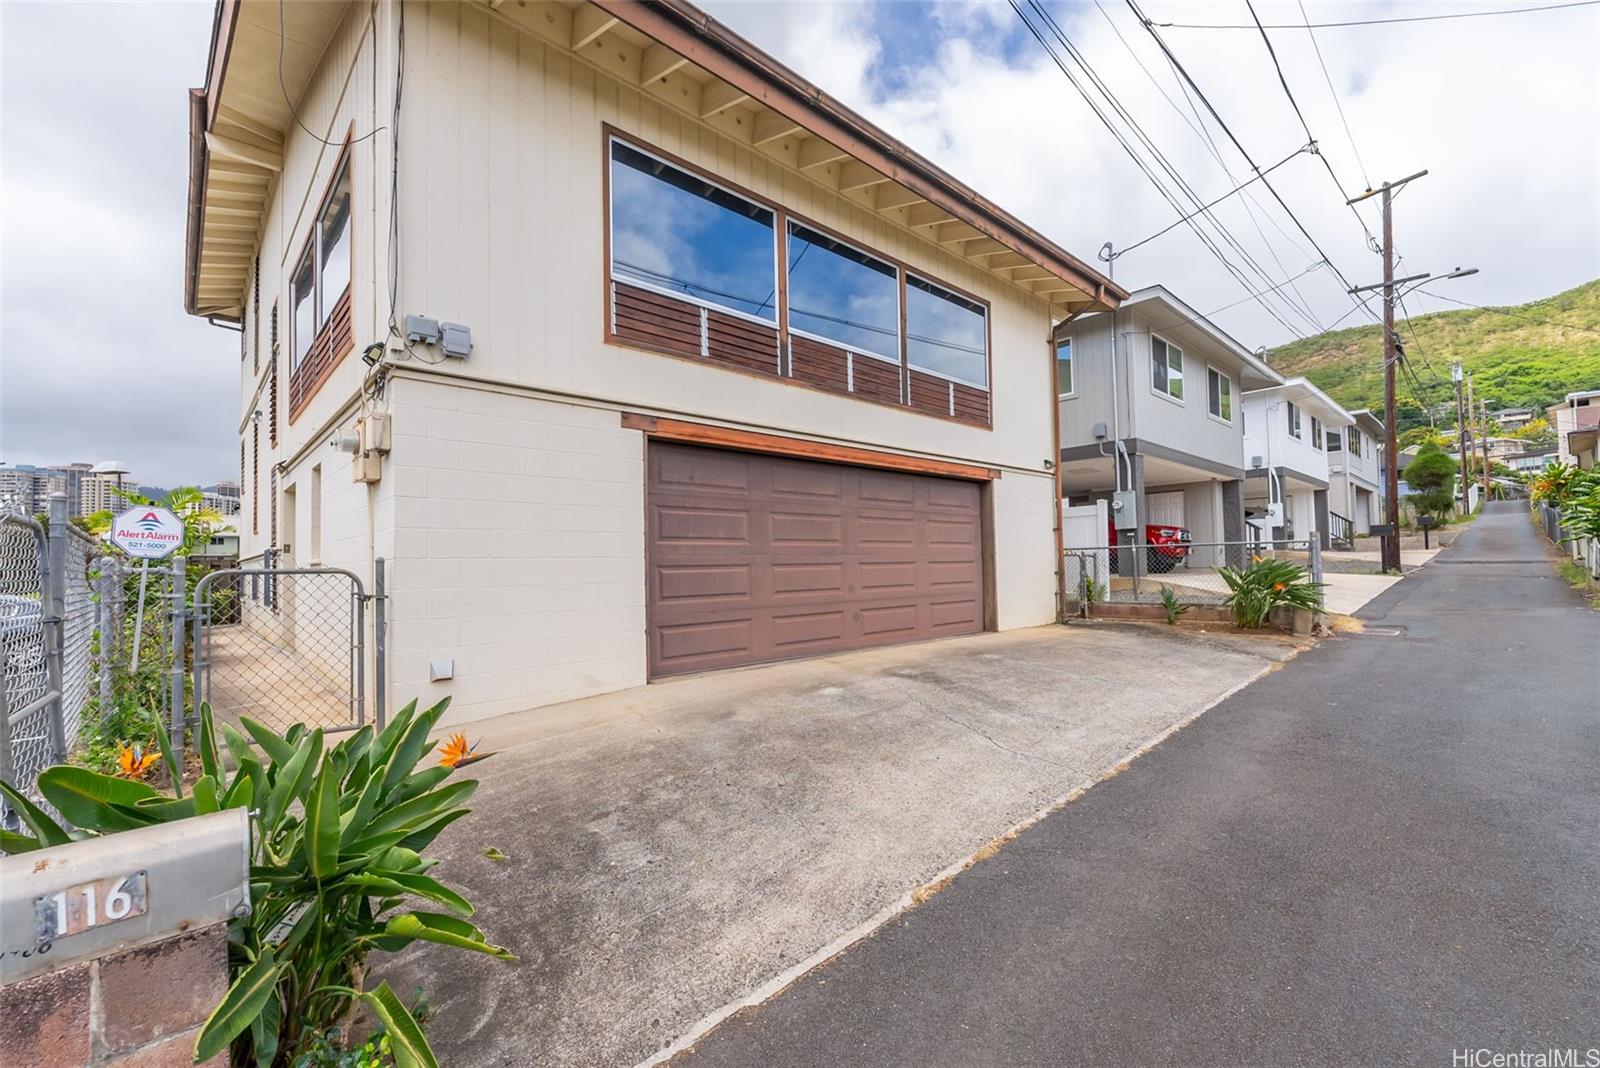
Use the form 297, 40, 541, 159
108, 505, 184, 560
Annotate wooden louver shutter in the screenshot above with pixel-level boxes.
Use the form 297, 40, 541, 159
269, 301, 280, 446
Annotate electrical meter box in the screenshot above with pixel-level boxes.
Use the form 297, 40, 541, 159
1111, 490, 1139, 531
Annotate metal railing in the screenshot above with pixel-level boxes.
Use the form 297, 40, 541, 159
1064, 538, 1322, 607
1329, 511, 1354, 549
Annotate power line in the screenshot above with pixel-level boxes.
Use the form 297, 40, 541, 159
1025, 0, 1322, 333
1125, 0, 1379, 328
1297, 0, 1371, 190
1243, 1, 1380, 250
1114, 143, 1311, 258
1014, 0, 1323, 334
1091, 0, 1324, 321
1154, 1, 1599, 30
1413, 288, 1600, 335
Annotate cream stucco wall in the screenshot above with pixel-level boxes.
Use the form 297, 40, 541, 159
231, 0, 1073, 726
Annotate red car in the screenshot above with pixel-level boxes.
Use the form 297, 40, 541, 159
1108, 519, 1193, 574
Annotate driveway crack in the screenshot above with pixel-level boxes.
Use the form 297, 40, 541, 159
891, 678, 1070, 770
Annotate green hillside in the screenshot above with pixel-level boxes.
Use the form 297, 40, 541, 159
1267, 278, 1600, 425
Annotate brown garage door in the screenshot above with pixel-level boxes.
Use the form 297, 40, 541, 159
647, 442, 985, 677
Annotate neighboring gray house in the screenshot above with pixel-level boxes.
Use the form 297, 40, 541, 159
1054, 286, 1283, 547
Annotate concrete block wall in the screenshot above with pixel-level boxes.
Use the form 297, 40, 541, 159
991, 472, 1059, 629
386, 374, 647, 725
0, 924, 229, 1067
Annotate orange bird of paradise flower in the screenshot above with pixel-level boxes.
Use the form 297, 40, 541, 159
438, 732, 479, 768
117, 744, 160, 779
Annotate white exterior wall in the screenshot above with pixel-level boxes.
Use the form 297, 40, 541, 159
237, 1, 395, 587
1243, 393, 1333, 484
377, 3, 1062, 722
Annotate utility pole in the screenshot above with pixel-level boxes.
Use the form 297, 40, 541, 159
1348, 170, 1427, 573
1453, 363, 1469, 513
1467, 374, 1477, 504
1480, 398, 1492, 503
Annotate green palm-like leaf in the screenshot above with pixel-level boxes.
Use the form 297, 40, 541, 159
303, 766, 341, 880
36, 767, 160, 832
0, 780, 71, 846
0, 827, 43, 853
261, 728, 322, 832
348, 870, 473, 915
239, 716, 295, 767
194, 950, 283, 1062
360, 981, 437, 1068
148, 713, 182, 800
196, 703, 223, 784
381, 911, 514, 960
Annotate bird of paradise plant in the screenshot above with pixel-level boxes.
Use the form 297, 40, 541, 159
437, 732, 485, 769
115, 744, 160, 779
0, 698, 509, 1067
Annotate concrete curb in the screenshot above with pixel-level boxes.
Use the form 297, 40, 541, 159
638, 645, 1297, 1067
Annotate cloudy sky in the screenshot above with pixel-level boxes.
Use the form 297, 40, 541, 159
3, 0, 1597, 486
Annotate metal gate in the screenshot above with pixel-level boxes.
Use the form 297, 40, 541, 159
191, 566, 380, 734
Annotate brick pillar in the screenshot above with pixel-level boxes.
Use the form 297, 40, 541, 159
0, 924, 230, 1067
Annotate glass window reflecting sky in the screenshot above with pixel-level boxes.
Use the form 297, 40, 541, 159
907, 275, 987, 386
787, 222, 899, 360
610, 140, 776, 321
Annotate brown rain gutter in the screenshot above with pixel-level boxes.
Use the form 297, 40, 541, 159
184, 0, 240, 318
593, 0, 1126, 311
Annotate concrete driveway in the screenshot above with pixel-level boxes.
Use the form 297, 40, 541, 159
380, 624, 1300, 1067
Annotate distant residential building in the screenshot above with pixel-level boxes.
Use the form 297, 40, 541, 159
1503, 446, 1559, 474
1487, 406, 1536, 430
0, 462, 126, 517
201, 481, 243, 517
1548, 389, 1600, 470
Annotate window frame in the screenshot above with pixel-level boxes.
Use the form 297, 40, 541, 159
1287, 401, 1302, 439
1348, 426, 1363, 458
600, 127, 993, 425
1311, 416, 1323, 451
1056, 337, 1075, 398
605, 134, 780, 329
784, 217, 902, 365
1150, 333, 1185, 405
904, 270, 990, 390
1205, 364, 1232, 424
289, 146, 353, 372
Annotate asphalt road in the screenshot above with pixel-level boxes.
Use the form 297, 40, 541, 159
674, 502, 1600, 1067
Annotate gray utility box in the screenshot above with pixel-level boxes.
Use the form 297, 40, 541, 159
1, 808, 250, 985
1111, 490, 1139, 531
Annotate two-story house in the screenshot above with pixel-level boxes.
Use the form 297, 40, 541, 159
1241, 378, 1354, 548
183, 0, 1123, 725
1326, 407, 1385, 540
1055, 285, 1282, 549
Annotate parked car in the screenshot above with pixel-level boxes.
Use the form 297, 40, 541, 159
1108, 520, 1193, 574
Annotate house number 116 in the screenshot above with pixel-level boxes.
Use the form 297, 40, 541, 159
35, 871, 148, 942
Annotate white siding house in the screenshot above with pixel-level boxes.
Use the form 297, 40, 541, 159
184, 0, 1123, 725
1241, 378, 1355, 548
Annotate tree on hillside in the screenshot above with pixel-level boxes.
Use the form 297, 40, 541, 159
1401, 443, 1459, 523
1504, 416, 1556, 447
1398, 426, 1453, 450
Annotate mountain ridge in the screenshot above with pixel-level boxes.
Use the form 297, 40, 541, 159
1266, 278, 1600, 423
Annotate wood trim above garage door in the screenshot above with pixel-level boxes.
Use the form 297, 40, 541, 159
620, 413, 1000, 482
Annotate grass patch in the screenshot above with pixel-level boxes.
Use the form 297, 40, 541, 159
1556, 559, 1600, 608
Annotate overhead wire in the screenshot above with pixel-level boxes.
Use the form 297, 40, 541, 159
1012, 0, 1322, 335
1297, 0, 1371, 190
1028, 0, 1325, 333
1242, 1, 1380, 250
1124, 0, 1381, 329
1152, 1, 1599, 31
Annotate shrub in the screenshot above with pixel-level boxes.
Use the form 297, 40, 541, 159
0, 698, 507, 1067
1216, 557, 1322, 629
1158, 584, 1190, 625
1401, 443, 1459, 525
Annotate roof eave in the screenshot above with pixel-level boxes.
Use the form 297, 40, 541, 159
597, 0, 1124, 311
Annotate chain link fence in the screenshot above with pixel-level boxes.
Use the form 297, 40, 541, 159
192, 557, 377, 736
1, 513, 51, 811
1064, 539, 1321, 607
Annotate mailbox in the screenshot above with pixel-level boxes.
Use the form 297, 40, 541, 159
0, 808, 250, 985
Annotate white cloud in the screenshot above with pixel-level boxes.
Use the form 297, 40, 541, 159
3, 1, 1596, 486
